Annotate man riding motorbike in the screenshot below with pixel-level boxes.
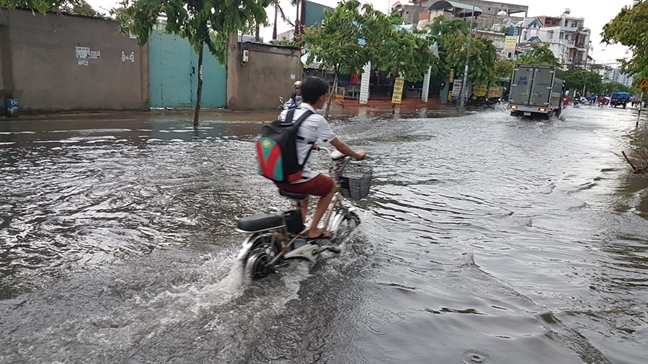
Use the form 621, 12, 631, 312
288, 81, 303, 107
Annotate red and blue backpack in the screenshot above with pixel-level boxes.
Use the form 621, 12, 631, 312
256, 109, 314, 184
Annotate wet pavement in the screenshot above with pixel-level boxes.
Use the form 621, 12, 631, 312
0, 104, 647, 363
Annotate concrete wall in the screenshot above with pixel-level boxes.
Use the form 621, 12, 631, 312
227, 37, 302, 110
0, 9, 149, 113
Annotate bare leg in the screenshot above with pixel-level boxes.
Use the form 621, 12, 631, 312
299, 197, 309, 223
307, 186, 335, 239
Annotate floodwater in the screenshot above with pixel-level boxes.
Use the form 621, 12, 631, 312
1, 105, 647, 363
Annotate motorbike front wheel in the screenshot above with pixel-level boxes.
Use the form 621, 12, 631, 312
331, 210, 361, 243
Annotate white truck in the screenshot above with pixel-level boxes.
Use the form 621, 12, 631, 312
508, 65, 565, 118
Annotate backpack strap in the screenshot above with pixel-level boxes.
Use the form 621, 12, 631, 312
283, 109, 297, 124
293, 110, 314, 143
291, 110, 315, 168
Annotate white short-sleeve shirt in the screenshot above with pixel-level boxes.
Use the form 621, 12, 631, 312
278, 103, 337, 183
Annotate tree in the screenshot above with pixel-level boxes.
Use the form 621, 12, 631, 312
0, 0, 64, 14
58, 0, 102, 17
271, 0, 293, 40
564, 69, 603, 94
443, 33, 498, 83
116, 0, 269, 126
516, 44, 561, 67
302, 0, 370, 117
602, 81, 631, 95
425, 16, 468, 38
602, 0, 648, 77
493, 58, 514, 80
1, 0, 101, 17
366, 14, 437, 84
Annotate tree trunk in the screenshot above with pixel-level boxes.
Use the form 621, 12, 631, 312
272, 0, 278, 40
193, 43, 204, 128
255, 26, 260, 42
294, 0, 300, 40
325, 72, 338, 119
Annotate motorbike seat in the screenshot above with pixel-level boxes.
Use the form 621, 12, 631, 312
279, 189, 308, 201
237, 213, 284, 232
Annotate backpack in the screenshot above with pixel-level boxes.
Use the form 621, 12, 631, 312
256, 109, 314, 184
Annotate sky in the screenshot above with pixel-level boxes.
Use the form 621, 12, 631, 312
87, 0, 635, 66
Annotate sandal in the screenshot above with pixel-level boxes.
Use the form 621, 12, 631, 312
307, 230, 333, 240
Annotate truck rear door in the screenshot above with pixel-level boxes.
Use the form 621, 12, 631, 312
530, 67, 554, 106
510, 66, 534, 105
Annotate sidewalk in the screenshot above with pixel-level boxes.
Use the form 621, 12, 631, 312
0, 101, 459, 123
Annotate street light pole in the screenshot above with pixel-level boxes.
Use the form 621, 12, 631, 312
459, 0, 477, 109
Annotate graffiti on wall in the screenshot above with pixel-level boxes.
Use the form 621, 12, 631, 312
122, 51, 135, 62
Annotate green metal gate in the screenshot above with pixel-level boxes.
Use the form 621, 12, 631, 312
149, 30, 226, 108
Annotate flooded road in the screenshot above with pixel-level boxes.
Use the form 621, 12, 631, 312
1, 106, 647, 363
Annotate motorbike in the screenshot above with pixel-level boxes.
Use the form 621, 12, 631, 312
278, 96, 298, 110
572, 96, 588, 107
236, 148, 371, 280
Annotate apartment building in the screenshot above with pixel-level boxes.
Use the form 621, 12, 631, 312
516, 9, 591, 68
604, 67, 634, 87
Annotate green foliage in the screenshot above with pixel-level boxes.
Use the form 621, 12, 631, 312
423, 17, 499, 83
516, 44, 561, 67
443, 33, 498, 83
564, 69, 603, 94
301, 0, 368, 76
425, 16, 468, 37
59, 0, 102, 17
273, 38, 300, 47
365, 14, 437, 82
0, 0, 62, 14
1, 0, 101, 16
493, 59, 514, 79
602, 81, 632, 94
602, 0, 648, 76
386, 12, 407, 25
115, 0, 270, 65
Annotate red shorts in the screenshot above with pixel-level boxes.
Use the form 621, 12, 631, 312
275, 174, 334, 197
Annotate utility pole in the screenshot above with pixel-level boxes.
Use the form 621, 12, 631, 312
459, 0, 477, 109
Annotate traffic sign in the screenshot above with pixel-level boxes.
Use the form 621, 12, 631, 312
637, 78, 648, 89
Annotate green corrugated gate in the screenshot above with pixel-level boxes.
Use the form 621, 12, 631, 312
149, 30, 226, 108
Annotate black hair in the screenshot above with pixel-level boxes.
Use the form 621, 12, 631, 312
301, 76, 329, 104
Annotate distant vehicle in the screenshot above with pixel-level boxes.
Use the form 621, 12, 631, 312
508, 64, 565, 118
610, 92, 630, 108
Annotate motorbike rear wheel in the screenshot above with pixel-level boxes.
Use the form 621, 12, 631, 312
244, 234, 281, 280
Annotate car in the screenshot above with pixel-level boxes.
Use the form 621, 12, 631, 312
610, 92, 631, 108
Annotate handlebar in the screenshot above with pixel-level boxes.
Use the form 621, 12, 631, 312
315, 146, 367, 161
315, 146, 348, 161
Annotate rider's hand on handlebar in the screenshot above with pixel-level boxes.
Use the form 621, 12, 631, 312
355, 151, 367, 161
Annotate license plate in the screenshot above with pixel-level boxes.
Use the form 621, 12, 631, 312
524, 112, 531, 116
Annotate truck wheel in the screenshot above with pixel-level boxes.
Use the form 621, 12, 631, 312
623, 103, 626, 109
510, 111, 519, 117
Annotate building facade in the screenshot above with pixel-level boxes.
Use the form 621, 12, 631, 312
604, 67, 634, 87
516, 9, 591, 68
394, 0, 528, 30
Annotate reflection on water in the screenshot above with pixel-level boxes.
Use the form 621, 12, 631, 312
1, 106, 647, 363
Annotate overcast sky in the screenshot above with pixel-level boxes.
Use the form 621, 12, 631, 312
88, 0, 635, 66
